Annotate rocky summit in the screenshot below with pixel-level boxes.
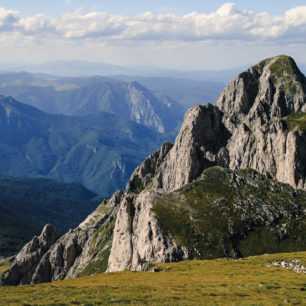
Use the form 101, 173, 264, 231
2, 55, 306, 285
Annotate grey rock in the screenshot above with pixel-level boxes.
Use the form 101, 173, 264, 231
126, 141, 173, 193
151, 103, 230, 191
107, 190, 190, 272
217, 55, 306, 190
0, 224, 59, 285
139, 55, 306, 192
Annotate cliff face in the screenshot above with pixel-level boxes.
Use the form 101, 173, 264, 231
217, 55, 306, 190
2, 55, 306, 285
142, 55, 306, 192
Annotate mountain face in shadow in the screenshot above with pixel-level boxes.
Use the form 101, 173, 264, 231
0, 95, 163, 195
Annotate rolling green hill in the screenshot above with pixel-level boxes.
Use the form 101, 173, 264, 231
0, 204, 36, 257
0, 175, 103, 256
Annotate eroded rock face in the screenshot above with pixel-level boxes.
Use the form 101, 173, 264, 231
0, 224, 59, 285
142, 55, 306, 193
107, 191, 190, 272
126, 141, 173, 193
217, 55, 306, 190
151, 103, 230, 191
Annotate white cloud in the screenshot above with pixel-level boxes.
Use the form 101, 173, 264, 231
0, 3, 306, 45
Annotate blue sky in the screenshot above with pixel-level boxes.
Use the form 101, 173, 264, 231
3, 0, 306, 16
1, 1, 306, 70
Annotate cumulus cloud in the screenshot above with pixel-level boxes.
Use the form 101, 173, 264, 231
1, 3, 306, 44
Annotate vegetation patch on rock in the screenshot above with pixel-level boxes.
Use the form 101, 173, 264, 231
283, 111, 306, 131
152, 167, 306, 259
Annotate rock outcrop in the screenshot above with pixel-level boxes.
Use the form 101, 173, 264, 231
2, 55, 306, 284
217, 55, 306, 190
141, 55, 306, 192
0, 224, 59, 285
107, 191, 190, 272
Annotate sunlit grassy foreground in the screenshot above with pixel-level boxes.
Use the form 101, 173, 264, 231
0, 257, 11, 275
0, 252, 305, 305
0, 264, 10, 275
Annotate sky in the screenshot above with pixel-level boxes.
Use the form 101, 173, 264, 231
1, 1, 306, 70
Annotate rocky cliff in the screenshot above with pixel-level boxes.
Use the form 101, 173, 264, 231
108, 55, 306, 271
2, 55, 306, 285
141, 55, 306, 192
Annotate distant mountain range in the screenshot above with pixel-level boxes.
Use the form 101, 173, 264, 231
0, 95, 164, 195
0, 72, 185, 134
1, 59, 305, 83
0, 60, 245, 82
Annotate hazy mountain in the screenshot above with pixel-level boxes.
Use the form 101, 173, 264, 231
0, 61, 137, 77
0, 60, 245, 82
0, 95, 163, 195
1, 59, 305, 83
111, 75, 225, 108
0, 72, 185, 133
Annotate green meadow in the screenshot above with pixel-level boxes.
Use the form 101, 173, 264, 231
0, 252, 305, 305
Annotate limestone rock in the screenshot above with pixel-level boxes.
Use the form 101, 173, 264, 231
126, 141, 173, 193
217, 55, 306, 190
151, 103, 230, 191
133, 55, 306, 192
107, 191, 190, 272
0, 224, 59, 285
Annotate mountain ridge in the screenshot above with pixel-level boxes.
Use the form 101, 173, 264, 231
0, 74, 185, 134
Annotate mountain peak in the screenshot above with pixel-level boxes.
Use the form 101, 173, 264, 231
253, 55, 300, 75
217, 55, 306, 120
252, 55, 305, 92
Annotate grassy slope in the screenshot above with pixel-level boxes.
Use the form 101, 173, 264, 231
0, 258, 11, 276
0, 252, 305, 305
